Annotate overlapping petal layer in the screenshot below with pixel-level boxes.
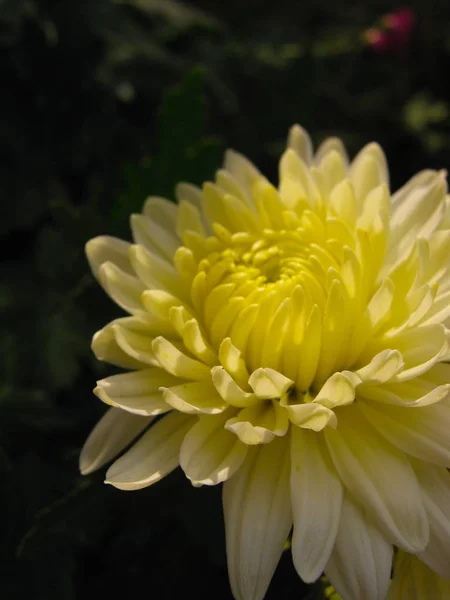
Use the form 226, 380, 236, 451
81, 125, 450, 600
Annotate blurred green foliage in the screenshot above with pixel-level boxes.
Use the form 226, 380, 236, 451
2, 0, 450, 597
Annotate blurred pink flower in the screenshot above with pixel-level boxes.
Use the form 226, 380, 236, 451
364, 7, 415, 55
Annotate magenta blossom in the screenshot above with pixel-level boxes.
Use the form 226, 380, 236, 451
365, 7, 415, 55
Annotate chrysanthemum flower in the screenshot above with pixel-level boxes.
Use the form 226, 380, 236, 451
80, 125, 450, 600
387, 552, 450, 599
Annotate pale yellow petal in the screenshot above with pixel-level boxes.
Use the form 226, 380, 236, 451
98, 261, 145, 315
86, 236, 133, 280
326, 494, 392, 600
94, 368, 181, 416
180, 412, 247, 486
105, 411, 193, 490
152, 336, 211, 380
324, 408, 429, 552
223, 437, 291, 600
291, 428, 343, 582
360, 400, 450, 467
211, 366, 260, 408
162, 379, 227, 414
80, 408, 152, 475
225, 401, 289, 445
414, 463, 450, 579
130, 213, 179, 260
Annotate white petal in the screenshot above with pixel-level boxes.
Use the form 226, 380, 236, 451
360, 400, 450, 467
225, 401, 289, 445
223, 149, 262, 195
180, 412, 247, 486
98, 261, 145, 315
175, 182, 204, 213
355, 350, 404, 384
94, 368, 181, 416
350, 143, 389, 204
128, 244, 182, 296
223, 437, 292, 600
130, 213, 179, 260
142, 195, 178, 231
414, 463, 450, 579
324, 407, 429, 552
325, 494, 392, 600
290, 428, 343, 582
313, 371, 357, 409
248, 368, 294, 399
91, 326, 141, 369
79, 407, 152, 475
390, 172, 446, 248
105, 411, 193, 490
162, 379, 227, 415
287, 124, 313, 164
152, 336, 211, 380
86, 236, 133, 280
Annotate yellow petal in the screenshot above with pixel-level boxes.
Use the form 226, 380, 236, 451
313, 372, 357, 409
86, 236, 133, 280
211, 366, 260, 408
105, 411, 193, 490
162, 379, 227, 414
291, 428, 343, 582
223, 438, 291, 600
80, 408, 152, 475
286, 403, 337, 431
180, 412, 247, 486
152, 337, 211, 380
94, 368, 180, 416
225, 401, 289, 445
98, 261, 145, 315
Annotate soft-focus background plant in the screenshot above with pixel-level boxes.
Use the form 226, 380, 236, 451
2, 1, 450, 597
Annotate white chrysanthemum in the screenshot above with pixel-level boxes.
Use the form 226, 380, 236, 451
80, 125, 450, 600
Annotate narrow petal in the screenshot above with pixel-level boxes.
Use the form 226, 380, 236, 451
287, 124, 313, 164
113, 323, 160, 366
86, 236, 133, 279
211, 366, 260, 408
223, 437, 292, 600
130, 213, 179, 260
105, 412, 193, 490
360, 375, 450, 407
360, 400, 450, 467
92, 317, 156, 369
79, 407, 152, 475
355, 349, 404, 384
162, 379, 228, 414
350, 143, 388, 204
98, 261, 145, 315
414, 463, 450, 579
285, 402, 337, 431
225, 401, 289, 445
152, 336, 211, 380
223, 149, 262, 196
142, 195, 178, 232
290, 428, 343, 582
248, 368, 294, 399
94, 368, 181, 416
325, 494, 392, 600
180, 412, 247, 486
313, 371, 357, 409
387, 552, 450, 600
129, 244, 182, 296
324, 407, 429, 552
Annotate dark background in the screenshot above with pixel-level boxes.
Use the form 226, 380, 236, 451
2, 1, 450, 598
